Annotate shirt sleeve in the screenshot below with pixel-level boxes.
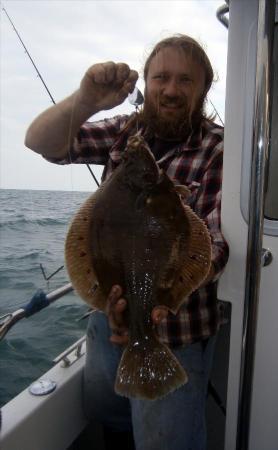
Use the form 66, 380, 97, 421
43, 114, 129, 165
194, 143, 229, 280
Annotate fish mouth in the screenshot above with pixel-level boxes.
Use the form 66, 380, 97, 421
126, 132, 145, 149
125, 134, 156, 163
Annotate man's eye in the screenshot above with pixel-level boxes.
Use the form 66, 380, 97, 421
180, 76, 192, 84
153, 74, 167, 80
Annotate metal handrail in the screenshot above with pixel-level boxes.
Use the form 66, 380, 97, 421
216, 3, 229, 29
0, 283, 74, 340
53, 335, 87, 367
236, 1, 276, 449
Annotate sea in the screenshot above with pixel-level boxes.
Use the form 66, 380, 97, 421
0, 188, 93, 407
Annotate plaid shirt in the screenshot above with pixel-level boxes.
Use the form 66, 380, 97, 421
47, 114, 229, 346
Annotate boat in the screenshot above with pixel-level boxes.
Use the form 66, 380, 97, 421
1, 0, 278, 448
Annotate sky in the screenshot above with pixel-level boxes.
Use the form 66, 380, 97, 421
1, 0, 228, 192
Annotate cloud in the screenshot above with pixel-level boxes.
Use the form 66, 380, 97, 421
1, 0, 228, 191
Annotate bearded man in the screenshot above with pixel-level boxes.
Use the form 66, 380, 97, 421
25, 34, 229, 450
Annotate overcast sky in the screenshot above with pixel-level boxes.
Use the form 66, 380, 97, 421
1, 0, 228, 192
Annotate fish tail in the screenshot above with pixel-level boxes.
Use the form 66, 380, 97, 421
115, 335, 188, 400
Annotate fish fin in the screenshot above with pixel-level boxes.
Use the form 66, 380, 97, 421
165, 205, 212, 314
174, 184, 191, 201
115, 335, 188, 400
64, 192, 106, 311
157, 237, 182, 289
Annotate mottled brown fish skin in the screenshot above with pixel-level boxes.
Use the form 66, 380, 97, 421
89, 134, 190, 399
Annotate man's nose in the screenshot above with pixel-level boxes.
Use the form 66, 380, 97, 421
162, 78, 180, 97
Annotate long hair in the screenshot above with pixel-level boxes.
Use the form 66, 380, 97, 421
143, 34, 215, 121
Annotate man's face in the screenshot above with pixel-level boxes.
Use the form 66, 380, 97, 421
143, 46, 206, 139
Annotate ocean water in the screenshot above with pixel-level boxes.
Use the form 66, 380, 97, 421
0, 189, 94, 407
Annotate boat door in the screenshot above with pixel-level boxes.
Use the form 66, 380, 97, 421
218, 1, 278, 449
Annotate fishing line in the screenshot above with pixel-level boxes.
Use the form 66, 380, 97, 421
208, 99, 224, 126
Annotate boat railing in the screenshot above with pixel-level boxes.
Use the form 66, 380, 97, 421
216, 1, 229, 29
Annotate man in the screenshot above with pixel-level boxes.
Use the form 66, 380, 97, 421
25, 34, 229, 450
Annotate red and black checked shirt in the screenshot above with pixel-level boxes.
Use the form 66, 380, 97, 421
46, 114, 229, 346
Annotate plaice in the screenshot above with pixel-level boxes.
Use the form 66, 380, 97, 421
65, 133, 212, 399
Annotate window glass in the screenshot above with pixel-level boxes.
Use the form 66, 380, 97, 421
265, 23, 278, 220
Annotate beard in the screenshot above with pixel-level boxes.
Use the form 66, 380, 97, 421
139, 90, 204, 141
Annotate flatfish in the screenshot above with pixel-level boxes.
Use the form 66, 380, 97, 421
65, 133, 212, 400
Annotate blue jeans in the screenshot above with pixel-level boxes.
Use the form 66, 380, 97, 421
83, 311, 216, 450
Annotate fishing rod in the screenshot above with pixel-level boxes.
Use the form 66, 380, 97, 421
2, 5, 100, 187
0, 283, 74, 341
0, 281, 98, 340
0, 282, 225, 417
3, 4, 225, 171
3, 6, 224, 131
1, 6, 141, 329
2, 5, 101, 282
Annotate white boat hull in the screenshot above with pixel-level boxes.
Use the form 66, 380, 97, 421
1, 342, 87, 450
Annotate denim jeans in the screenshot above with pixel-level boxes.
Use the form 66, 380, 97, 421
83, 311, 216, 450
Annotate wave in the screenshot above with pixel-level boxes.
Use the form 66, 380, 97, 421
12, 280, 37, 290
14, 251, 41, 261
0, 189, 89, 408
0, 216, 68, 228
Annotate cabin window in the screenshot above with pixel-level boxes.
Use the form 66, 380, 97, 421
264, 22, 278, 221
240, 19, 278, 235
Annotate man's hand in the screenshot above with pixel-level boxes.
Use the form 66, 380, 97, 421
106, 285, 129, 345
106, 285, 169, 345
78, 62, 138, 114
25, 62, 138, 158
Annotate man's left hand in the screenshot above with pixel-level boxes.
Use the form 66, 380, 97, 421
106, 285, 169, 345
